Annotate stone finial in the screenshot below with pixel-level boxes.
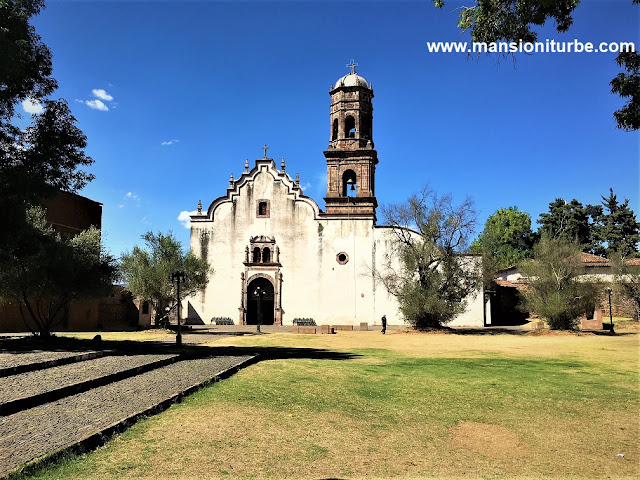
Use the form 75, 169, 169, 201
244, 159, 249, 172
245, 245, 249, 262
229, 173, 234, 186
197, 199, 202, 214
281, 157, 286, 172
275, 245, 280, 262
295, 173, 300, 185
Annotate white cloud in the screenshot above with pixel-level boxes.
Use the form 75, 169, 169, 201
92, 89, 113, 101
22, 98, 44, 114
85, 99, 109, 111
161, 139, 180, 146
178, 210, 197, 229
120, 192, 140, 207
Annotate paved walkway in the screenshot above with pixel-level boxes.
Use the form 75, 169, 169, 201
0, 351, 101, 376
0, 354, 177, 409
0, 355, 254, 477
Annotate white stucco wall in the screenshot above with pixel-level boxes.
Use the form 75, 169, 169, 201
188, 159, 485, 327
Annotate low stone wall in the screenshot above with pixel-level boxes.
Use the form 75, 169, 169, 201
331, 325, 353, 331
580, 309, 604, 331
292, 326, 317, 334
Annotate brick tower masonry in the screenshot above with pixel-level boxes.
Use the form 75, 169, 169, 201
323, 63, 378, 219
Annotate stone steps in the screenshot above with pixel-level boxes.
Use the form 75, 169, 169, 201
0, 354, 257, 478
0, 350, 103, 378
0, 354, 179, 416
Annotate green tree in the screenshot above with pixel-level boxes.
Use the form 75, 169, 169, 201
471, 206, 535, 284
1, 1, 94, 270
0, 1, 91, 208
591, 188, 640, 258
0, 207, 118, 336
0, 1, 109, 337
519, 235, 601, 330
432, 0, 639, 131
451, 0, 579, 45
0, 0, 56, 124
612, 49, 640, 132
537, 198, 593, 248
120, 231, 211, 327
377, 186, 482, 329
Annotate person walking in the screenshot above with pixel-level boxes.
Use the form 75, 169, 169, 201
381, 314, 387, 334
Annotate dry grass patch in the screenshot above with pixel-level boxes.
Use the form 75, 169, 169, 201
210, 329, 639, 373
14, 329, 640, 480
448, 421, 531, 460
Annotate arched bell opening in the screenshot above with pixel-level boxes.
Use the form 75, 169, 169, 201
342, 169, 357, 197
345, 115, 356, 138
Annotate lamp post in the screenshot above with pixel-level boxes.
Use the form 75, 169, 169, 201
606, 287, 614, 334
253, 286, 263, 333
169, 271, 188, 346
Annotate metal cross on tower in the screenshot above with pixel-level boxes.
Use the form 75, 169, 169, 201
347, 59, 358, 74
262, 144, 269, 158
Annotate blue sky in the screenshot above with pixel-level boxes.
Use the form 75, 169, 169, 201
25, 0, 639, 256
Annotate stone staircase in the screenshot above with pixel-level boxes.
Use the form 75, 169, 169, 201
0, 349, 256, 478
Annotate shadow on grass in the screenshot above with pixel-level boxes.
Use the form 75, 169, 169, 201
0, 335, 360, 363
450, 327, 531, 336
446, 327, 637, 336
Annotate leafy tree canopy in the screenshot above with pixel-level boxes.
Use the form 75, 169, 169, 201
378, 186, 481, 329
432, 0, 639, 131
0, 0, 56, 124
519, 235, 601, 330
0, 1, 107, 337
449, 0, 580, 45
1, 0, 94, 250
537, 198, 592, 248
611, 49, 640, 131
472, 206, 535, 273
591, 188, 640, 257
120, 231, 211, 327
0, 207, 118, 336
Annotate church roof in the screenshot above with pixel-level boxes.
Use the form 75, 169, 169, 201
333, 72, 371, 89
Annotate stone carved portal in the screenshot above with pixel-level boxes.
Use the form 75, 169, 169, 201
246, 277, 275, 325
240, 236, 283, 326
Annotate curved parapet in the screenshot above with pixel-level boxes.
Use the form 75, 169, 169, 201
190, 158, 322, 225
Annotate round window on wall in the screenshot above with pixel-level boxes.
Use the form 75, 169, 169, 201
336, 252, 349, 265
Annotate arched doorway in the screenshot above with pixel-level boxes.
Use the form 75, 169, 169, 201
246, 277, 275, 325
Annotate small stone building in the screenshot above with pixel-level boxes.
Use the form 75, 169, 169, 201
188, 67, 487, 327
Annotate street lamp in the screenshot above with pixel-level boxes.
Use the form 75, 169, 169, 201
606, 287, 614, 334
253, 286, 263, 333
169, 271, 188, 346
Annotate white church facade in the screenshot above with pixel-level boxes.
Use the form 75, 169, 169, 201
188, 67, 487, 327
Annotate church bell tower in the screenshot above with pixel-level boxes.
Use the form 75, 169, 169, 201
324, 61, 378, 219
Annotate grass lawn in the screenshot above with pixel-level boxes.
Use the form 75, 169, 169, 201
14, 329, 640, 479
